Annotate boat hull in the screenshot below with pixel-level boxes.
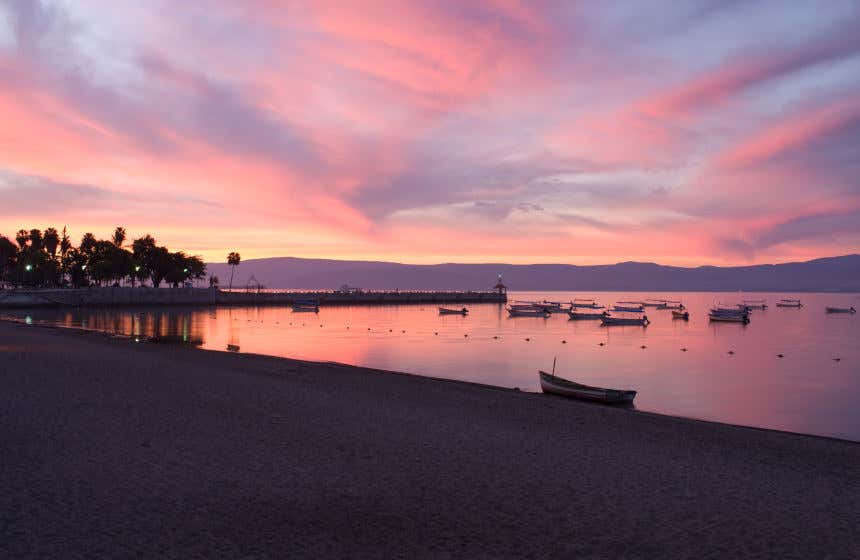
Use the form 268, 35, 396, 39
709, 314, 748, 323
568, 311, 607, 320
672, 310, 689, 320
439, 308, 468, 315
601, 316, 649, 326
826, 307, 856, 314
539, 372, 636, 404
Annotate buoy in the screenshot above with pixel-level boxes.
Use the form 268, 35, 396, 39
640, 345, 647, 349
389, 329, 393, 332
434, 332, 438, 335
598, 342, 604, 346
777, 353, 784, 358
681, 348, 687, 352
367, 327, 371, 331
402, 330, 406, 333
833, 357, 841, 362
525, 338, 530, 342
728, 350, 734, 355
464, 334, 468, 338
493, 335, 498, 339
562, 340, 567, 344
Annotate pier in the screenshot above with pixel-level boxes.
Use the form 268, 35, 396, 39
0, 287, 507, 308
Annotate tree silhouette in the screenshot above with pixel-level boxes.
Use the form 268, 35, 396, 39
43, 228, 59, 259
112, 226, 126, 248
227, 252, 241, 290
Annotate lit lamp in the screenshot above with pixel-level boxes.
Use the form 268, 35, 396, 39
25, 264, 32, 271
135, 265, 141, 272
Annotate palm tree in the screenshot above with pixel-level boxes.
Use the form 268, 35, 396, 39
227, 252, 241, 290
0, 235, 17, 286
112, 226, 126, 248
43, 228, 59, 259
15, 229, 29, 250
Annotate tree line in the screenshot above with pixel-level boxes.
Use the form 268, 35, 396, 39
0, 226, 208, 289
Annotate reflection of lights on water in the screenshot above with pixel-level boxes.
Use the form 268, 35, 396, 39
25, 316, 32, 325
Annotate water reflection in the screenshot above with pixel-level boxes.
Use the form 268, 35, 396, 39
6, 292, 860, 440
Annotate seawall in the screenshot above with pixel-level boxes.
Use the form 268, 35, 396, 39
0, 287, 507, 308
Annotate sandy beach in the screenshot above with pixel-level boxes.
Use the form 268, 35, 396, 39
1, 321, 858, 559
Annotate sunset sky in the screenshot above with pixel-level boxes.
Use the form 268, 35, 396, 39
1, 0, 859, 265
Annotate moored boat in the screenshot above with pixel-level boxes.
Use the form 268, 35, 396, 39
709, 312, 748, 323
776, 298, 802, 308
672, 310, 690, 320
612, 304, 644, 312
643, 299, 668, 308
568, 310, 609, 320
663, 300, 685, 310
292, 300, 320, 312
825, 306, 856, 314
570, 298, 603, 309
742, 299, 768, 310
539, 371, 636, 404
601, 314, 649, 326
439, 307, 468, 315
508, 307, 550, 317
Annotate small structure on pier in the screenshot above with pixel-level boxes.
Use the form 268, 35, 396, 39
494, 274, 507, 297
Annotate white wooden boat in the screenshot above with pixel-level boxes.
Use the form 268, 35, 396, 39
601, 314, 649, 326
508, 307, 550, 317
664, 300, 685, 310
672, 310, 689, 320
568, 310, 608, 320
539, 371, 636, 404
776, 299, 802, 308
439, 307, 468, 315
825, 306, 856, 314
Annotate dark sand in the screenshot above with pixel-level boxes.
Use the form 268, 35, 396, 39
1, 321, 858, 559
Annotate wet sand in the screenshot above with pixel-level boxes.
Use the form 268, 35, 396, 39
1, 321, 858, 559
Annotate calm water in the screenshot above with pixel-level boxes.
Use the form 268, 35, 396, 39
7, 291, 860, 440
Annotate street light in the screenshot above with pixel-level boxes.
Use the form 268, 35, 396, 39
135, 265, 141, 272
183, 268, 188, 273
25, 264, 32, 272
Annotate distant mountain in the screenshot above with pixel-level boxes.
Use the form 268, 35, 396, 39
206, 255, 860, 292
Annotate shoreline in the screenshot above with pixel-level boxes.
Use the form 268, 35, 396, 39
4, 316, 858, 445
2, 319, 858, 557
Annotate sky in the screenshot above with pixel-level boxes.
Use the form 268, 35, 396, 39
1, 0, 859, 266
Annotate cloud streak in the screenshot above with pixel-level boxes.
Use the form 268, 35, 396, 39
0, 0, 858, 265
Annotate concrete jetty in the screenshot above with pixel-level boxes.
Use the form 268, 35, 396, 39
0, 287, 507, 308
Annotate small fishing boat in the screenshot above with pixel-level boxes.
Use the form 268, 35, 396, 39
539, 371, 636, 404
825, 306, 856, 314
508, 307, 550, 317
643, 299, 667, 308
439, 307, 468, 315
601, 314, 649, 326
672, 310, 689, 320
541, 301, 567, 313
709, 312, 748, 323
776, 298, 802, 308
612, 305, 644, 313
742, 299, 768, 310
570, 298, 603, 309
568, 310, 609, 320
663, 300, 685, 310
292, 300, 320, 312
618, 300, 643, 305
712, 305, 749, 317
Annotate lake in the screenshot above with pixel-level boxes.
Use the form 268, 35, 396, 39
6, 291, 859, 440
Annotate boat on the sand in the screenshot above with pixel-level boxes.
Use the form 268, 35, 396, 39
825, 306, 856, 314
439, 307, 468, 315
539, 371, 636, 404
